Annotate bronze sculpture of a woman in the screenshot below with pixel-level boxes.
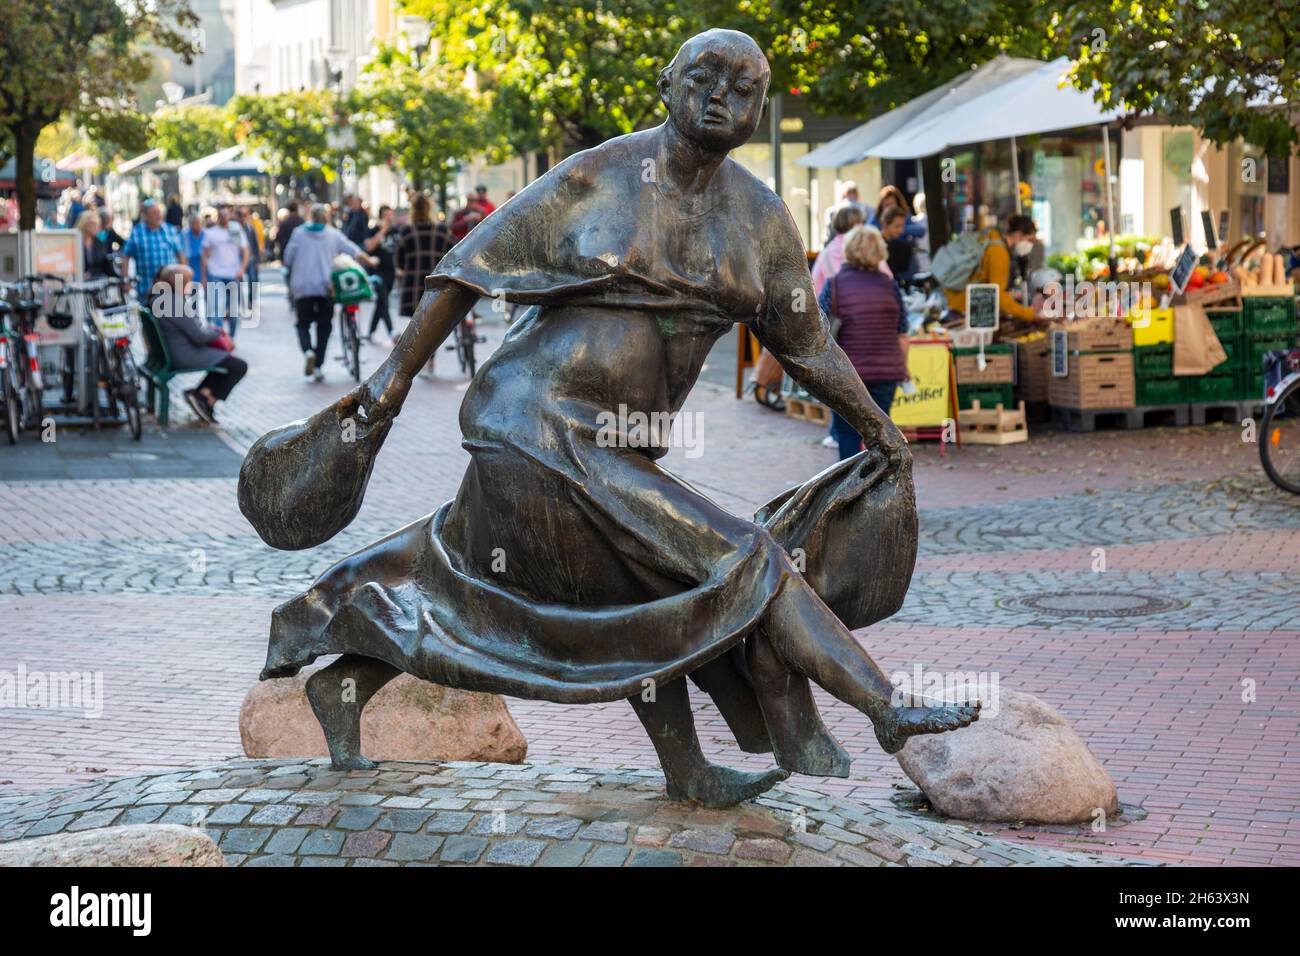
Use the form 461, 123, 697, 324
239, 29, 978, 808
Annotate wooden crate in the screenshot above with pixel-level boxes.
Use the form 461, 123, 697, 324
785, 395, 831, 427
958, 400, 1029, 445
1183, 280, 1242, 307
1051, 320, 1131, 352
1048, 351, 1135, 409
954, 351, 1015, 385
1016, 339, 1051, 403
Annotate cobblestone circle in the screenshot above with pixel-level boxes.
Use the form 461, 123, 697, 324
0, 759, 1151, 868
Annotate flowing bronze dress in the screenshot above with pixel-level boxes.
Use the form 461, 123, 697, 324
262, 130, 916, 748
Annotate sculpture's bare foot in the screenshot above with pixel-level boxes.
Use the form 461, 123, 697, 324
873, 702, 981, 756
777, 734, 852, 778
304, 655, 398, 772
666, 764, 790, 809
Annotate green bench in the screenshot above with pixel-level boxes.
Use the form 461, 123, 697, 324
138, 310, 227, 427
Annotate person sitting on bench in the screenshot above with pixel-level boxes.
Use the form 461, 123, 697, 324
152, 264, 247, 424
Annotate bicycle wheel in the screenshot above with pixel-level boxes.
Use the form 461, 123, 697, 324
2, 372, 18, 445
1260, 377, 1300, 494
347, 318, 361, 382
458, 322, 476, 377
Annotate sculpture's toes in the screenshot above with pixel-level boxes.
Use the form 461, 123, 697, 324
681, 765, 790, 809
332, 754, 379, 772
874, 702, 982, 755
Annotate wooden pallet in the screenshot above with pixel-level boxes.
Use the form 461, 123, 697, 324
958, 399, 1028, 445
785, 395, 831, 427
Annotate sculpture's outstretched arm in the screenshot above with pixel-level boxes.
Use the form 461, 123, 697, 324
753, 211, 906, 458
364, 281, 480, 418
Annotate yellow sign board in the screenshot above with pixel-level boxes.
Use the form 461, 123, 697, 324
889, 342, 953, 428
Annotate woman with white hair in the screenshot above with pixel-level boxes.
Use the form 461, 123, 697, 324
76, 209, 114, 279
818, 224, 910, 460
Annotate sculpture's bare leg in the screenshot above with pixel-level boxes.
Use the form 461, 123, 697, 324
305, 654, 400, 770
762, 576, 980, 755
628, 677, 788, 808
746, 631, 852, 776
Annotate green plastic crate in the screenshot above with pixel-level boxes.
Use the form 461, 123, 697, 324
957, 383, 1014, 411
1134, 345, 1173, 377
1246, 332, 1297, 371
1205, 308, 1244, 341
1244, 296, 1297, 335
1135, 376, 1187, 406
952, 344, 1015, 357
1239, 368, 1264, 401
1186, 372, 1239, 402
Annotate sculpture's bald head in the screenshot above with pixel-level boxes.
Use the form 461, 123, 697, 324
658, 29, 771, 152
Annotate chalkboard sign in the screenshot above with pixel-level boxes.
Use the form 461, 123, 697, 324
1051, 329, 1069, 377
1218, 210, 1230, 245
1201, 210, 1217, 250
1169, 244, 1198, 295
965, 283, 1000, 333
1268, 155, 1290, 194
1170, 207, 1185, 246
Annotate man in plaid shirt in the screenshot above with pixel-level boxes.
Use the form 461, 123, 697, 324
121, 200, 186, 302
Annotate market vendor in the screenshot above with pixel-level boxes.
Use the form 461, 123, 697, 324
945, 213, 1040, 323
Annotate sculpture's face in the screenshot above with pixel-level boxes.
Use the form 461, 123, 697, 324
661, 32, 770, 152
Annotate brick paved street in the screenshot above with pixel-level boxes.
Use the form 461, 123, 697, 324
1, 270, 1296, 865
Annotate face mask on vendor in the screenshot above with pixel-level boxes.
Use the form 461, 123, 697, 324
1011, 238, 1035, 257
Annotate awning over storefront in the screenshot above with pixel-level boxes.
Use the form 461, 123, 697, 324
56, 151, 99, 172
116, 148, 165, 175
799, 56, 1046, 167
178, 145, 244, 183
870, 58, 1124, 158
208, 152, 268, 178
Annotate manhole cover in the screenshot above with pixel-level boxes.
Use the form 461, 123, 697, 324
107, 452, 160, 461
999, 591, 1187, 618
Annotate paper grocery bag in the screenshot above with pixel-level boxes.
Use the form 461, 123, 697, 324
1173, 302, 1228, 376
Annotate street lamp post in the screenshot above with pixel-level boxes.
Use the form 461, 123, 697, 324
324, 48, 349, 206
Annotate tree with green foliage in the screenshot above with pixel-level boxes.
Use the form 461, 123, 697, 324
352, 45, 503, 201
152, 103, 233, 164
1059, 0, 1300, 156
0, 0, 198, 230
402, 0, 697, 154
229, 90, 339, 182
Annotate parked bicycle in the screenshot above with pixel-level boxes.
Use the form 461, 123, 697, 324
0, 274, 61, 439
1259, 348, 1300, 494
54, 277, 143, 440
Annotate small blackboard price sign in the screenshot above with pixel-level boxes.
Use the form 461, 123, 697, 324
1170, 206, 1185, 246
1169, 244, 1198, 295
1201, 210, 1217, 250
1218, 210, 1230, 245
1051, 328, 1069, 377
965, 283, 1000, 333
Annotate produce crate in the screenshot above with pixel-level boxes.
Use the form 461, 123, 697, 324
1135, 376, 1187, 406
1246, 332, 1297, 370
1131, 306, 1175, 346
1134, 344, 1173, 377
1052, 321, 1131, 352
1243, 296, 1298, 335
1016, 338, 1051, 403
1240, 369, 1264, 401
958, 400, 1029, 445
1048, 351, 1135, 409
954, 351, 1015, 385
1185, 371, 1239, 403
1204, 307, 1244, 341
957, 382, 1014, 411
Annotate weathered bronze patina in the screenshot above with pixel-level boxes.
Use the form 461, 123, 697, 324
238, 29, 978, 807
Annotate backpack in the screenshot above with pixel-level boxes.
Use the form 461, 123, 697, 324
930, 229, 993, 291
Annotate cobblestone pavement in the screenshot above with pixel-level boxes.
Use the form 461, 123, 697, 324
1, 270, 1296, 866
0, 759, 1150, 867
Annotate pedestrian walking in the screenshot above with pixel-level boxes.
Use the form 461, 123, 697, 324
282, 203, 376, 382
818, 225, 910, 460
395, 192, 450, 318
362, 204, 397, 344
121, 200, 185, 302
183, 214, 206, 284
200, 205, 250, 338
236, 206, 261, 313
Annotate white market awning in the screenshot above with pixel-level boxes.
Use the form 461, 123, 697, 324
178, 145, 244, 183
799, 56, 1045, 167
116, 148, 164, 174
870, 57, 1125, 158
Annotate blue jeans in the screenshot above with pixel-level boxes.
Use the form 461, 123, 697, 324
206, 278, 239, 338
830, 381, 897, 460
